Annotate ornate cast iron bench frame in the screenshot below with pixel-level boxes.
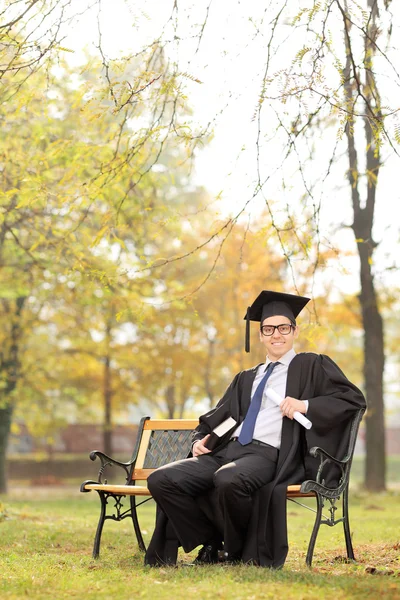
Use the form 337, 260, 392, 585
80, 409, 364, 566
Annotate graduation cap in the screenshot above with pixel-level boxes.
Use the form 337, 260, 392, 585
244, 291, 310, 352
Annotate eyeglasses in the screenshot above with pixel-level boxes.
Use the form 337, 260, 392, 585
260, 324, 294, 336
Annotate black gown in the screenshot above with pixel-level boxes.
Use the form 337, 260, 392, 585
145, 352, 366, 568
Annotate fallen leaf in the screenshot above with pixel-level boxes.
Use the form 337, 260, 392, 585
333, 556, 353, 563
365, 566, 397, 576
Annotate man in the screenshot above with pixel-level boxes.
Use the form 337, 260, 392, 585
145, 291, 366, 568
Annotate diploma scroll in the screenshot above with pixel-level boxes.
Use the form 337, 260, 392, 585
266, 389, 312, 430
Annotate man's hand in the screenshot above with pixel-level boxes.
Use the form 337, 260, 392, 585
192, 435, 211, 457
280, 396, 306, 420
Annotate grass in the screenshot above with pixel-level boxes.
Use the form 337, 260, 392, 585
0, 484, 399, 600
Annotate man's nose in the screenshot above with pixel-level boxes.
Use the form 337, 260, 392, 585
272, 328, 281, 338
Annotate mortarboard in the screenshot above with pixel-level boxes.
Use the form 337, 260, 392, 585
244, 291, 310, 352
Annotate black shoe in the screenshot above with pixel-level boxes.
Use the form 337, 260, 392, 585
194, 543, 219, 564
221, 551, 241, 565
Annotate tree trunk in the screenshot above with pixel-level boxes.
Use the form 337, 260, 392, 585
165, 384, 175, 419
204, 337, 215, 408
103, 354, 113, 457
0, 296, 26, 493
357, 242, 385, 490
0, 404, 13, 493
342, 0, 386, 490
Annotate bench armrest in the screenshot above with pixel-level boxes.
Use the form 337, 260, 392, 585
301, 409, 365, 498
88, 450, 135, 484
300, 445, 351, 498
309, 445, 349, 467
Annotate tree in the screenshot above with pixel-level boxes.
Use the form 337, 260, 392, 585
243, 0, 397, 490
0, 49, 207, 488
341, 0, 386, 490
0, 4, 215, 486
2, 1, 396, 494
0, 1, 97, 101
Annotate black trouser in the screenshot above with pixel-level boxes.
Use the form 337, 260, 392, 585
147, 439, 278, 558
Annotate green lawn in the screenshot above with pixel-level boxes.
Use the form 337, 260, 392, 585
0, 485, 399, 600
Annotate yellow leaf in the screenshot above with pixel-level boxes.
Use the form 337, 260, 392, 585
90, 225, 109, 247
29, 237, 44, 253
53, 46, 75, 53
5, 188, 20, 197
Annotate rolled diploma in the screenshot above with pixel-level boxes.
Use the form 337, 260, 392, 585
266, 388, 312, 430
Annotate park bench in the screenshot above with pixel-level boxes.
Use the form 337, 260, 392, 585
80, 409, 365, 566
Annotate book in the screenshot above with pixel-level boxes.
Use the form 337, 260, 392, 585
205, 416, 238, 450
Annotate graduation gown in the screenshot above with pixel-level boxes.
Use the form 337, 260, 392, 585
145, 352, 366, 568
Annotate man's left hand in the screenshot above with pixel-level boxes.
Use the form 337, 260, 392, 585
280, 396, 306, 419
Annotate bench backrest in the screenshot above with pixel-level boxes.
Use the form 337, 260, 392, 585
129, 417, 198, 482
128, 410, 365, 491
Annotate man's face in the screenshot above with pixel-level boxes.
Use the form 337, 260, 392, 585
259, 315, 299, 360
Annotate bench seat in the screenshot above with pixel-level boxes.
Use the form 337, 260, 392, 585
82, 482, 315, 498
82, 483, 151, 495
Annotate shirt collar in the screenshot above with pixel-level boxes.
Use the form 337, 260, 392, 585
265, 348, 296, 368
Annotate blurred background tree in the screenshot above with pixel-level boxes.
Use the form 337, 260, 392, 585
1, 0, 399, 494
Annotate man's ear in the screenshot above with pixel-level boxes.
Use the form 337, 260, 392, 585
293, 326, 299, 340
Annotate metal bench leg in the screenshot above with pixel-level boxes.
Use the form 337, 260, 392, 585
130, 496, 146, 552
342, 485, 355, 560
93, 492, 107, 559
306, 493, 323, 567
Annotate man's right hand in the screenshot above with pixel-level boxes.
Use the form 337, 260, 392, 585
192, 435, 211, 457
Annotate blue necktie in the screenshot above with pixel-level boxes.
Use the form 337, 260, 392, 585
238, 362, 278, 445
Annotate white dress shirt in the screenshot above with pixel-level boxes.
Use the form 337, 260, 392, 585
233, 348, 307, 449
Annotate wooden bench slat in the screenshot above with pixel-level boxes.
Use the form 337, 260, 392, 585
287, 485, 315, 498
143, 419, 198, 430
83, 480, 314, 498
83, 483, 151, 496
135, 430, 151, 469
132, 468, 154, 480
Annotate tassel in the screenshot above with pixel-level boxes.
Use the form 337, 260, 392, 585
245, 307, 250, 353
